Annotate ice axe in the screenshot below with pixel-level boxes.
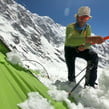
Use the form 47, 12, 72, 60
103, 36, 109, 40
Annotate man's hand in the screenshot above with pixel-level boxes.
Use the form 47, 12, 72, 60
86, 36, 104, 44
77, 45, 87, 51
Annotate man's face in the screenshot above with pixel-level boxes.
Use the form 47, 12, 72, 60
76, 15, 90, 27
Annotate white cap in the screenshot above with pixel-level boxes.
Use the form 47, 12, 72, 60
75, 6, 92, 17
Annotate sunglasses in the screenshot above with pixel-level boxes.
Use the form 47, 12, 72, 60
78, 16, 91, 21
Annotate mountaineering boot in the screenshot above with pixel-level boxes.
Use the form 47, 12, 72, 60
68, 79, 76, 85
84, 82, 98, 88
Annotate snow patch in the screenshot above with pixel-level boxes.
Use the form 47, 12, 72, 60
6, 49, 22, 65
74, 67, 109, 109
48, 89, 68, 101
18, 92, 54, 109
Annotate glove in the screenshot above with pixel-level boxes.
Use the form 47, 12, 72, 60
86, 36, 104, 44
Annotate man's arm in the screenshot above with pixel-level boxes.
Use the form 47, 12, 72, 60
85, 36, 104, 44
77, 36, 104, 51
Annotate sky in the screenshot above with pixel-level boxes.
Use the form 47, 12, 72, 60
16, 0, 109, 37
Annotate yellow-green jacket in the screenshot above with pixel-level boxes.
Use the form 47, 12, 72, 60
65, 23, 91, 47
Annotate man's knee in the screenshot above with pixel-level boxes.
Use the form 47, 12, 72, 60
89, 50, 98, 64
92, 52, 98, 64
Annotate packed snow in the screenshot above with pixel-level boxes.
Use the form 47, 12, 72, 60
6, 49, 23, 65
18, 92, 54, 109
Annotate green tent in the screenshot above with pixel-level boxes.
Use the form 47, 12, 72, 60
0, 39, 69, 109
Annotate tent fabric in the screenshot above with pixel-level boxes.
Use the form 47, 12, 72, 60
0, 52, 68, 109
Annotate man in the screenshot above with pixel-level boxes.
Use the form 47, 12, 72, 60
64, 6, 104, 87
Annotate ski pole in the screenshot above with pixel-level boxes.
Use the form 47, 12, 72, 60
68, 74, 86, 96
75, 66, 86, 78
68, 67, 86, 96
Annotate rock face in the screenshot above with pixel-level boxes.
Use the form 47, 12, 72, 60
0, 0, 65, 65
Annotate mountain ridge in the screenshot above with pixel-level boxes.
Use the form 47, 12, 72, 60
0, 0, 109, 74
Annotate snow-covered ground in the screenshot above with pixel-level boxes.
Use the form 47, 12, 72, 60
18, 64, 109, 109
7, 52, 109, 109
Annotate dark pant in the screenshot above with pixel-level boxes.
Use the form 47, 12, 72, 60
64, 46, 98, 86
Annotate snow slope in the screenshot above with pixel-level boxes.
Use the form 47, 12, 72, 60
0, 0, 67, 79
